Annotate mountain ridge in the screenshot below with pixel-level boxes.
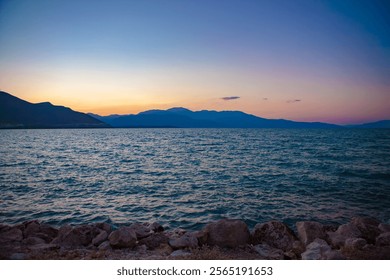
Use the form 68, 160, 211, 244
0, 91, 110, 128
90, 107, 341, 128
1, 91, 389, 128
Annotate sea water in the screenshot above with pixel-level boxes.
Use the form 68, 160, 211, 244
1, 128, 389, 230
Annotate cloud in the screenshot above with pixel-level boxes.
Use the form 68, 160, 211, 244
221, 96, 240, 101
286, 99, 301, 103
263, 98, 268, 101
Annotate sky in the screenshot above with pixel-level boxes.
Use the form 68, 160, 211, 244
0, 0, 389, 124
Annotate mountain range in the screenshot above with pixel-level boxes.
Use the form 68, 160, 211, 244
89, 108, 341, 128
1, 91, 389, 128
0, 91, 109, 128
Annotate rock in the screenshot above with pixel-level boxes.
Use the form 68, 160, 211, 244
108, 227, 137, 248
296, 221, 326, 246
23, 222, 58, 242
169, 232, 198, 249
344, 238, 367, 250
138, 233, 169, 249
251, 221, 297, 251
22, 237, 46, 246
302, 238, 345, 260
376, 232, 390, 246
291, 240, 305, 257
155, 243, 173, 256
39, 224, 59, 239
253, 244, 284, 259
351, 217, 381, 244
94, 223, 112, 233
92, 230, 108, 246
378, 223, 390, 233
327, 223, 362, 248
130, 223, 152, 239
98, 241, 112, 251
205, 219, 250, 248
51, 225, 97, 248
193, 230, 208, 246
23, 221, 41, 238
149, 222, 164, 233
170, 250, 191, 258
0, 227, 23, 243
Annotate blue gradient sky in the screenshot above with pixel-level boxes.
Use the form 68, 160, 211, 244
0, 0, 389, 124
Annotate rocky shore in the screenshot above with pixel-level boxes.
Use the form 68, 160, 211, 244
1, 217, 389, 260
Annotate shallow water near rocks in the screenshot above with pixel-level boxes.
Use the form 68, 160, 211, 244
1, 128, 390, 230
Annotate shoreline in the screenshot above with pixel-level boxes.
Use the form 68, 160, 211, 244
1, 217, 389, 260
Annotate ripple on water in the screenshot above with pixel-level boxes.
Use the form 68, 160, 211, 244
1, 128, 390, 230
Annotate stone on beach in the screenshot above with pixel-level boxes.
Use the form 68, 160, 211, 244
296, 221, 326, 246
301, 238, 345, 260
129, 223, 153, 239
108, 227, 137, 248
344, 238, 367, 250
92, 230, 108, 246
205, 219, 250, 248
138, 233, 169, 249
251, 221, 297, 251
351, 217, 381, 244
0, 227, 23, 243
376, 232, 390, 247
327, 223, 362, 248
169, 232, 198, 249
51, 225, 99, 248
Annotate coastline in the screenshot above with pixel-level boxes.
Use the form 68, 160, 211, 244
1, 217, 389, 260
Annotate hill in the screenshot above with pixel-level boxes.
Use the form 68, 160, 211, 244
91, 107, 340, 128
0, 91, 110, 128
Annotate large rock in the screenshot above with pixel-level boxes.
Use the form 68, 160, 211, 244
108, 227, 137, 248
92, 230, 108, 246
169, 232, 198, 249
351, 217, 381, 244
93, 223, 112, 234
0, 227, 23, 243
23, 221, 41, 238
51, 225, 98, 248
205, 219, 250, 248
129, 223, 153, 239
138, 233, 169, 249
296, 221, 326, 246
301, 238, 345, 260
251, 221, 297, 251
327, 223, 362, 248
376, 232, 390, 247
344, 238, 367, 250
22, 221, 58, 243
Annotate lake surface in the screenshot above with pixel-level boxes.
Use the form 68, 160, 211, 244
1, 128, 390, 230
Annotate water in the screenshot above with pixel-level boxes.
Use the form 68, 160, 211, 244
1, 128, 390, 230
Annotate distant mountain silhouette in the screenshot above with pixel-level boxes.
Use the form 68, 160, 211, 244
0, 91, 109, 128
349, 120, 390, 128
90, 107, 340, 128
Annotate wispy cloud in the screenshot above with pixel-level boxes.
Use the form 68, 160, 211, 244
263, 98, 268, 101
286, 99, 301, 103
221, 96, 240, 101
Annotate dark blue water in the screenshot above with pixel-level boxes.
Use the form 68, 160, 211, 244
1, 128, 390, 230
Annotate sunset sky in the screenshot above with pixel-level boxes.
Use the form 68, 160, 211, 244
0, 0, 389, 124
